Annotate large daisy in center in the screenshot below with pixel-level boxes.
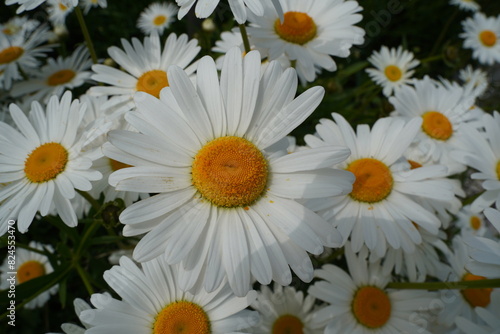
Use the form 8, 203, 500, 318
105, 48, 354, 296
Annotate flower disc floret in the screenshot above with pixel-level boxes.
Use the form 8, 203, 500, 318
352, 286, 391, 329
274, 11, 317, 45
46, 69, 76, 86
272, 314, 304, 334
384, 65, 402, 82
0, 46, 24, 64
421, 111, 453, 141
17, 260, 45, 284
154, 15, 167, 26
192, 136, 268, 208
136, 69, 169, 98
24, 142, 69, 183
479, 30, 497, 47
347, 158, 393, 203
153, 301, 210, 334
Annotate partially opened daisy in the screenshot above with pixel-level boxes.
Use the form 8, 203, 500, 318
304, 113, 454, 257
80, 0, 107, 14
0, 16, 39, 38
250, 283, 324, 333
308, 244, 437, 333
80, 256, 259, 333
366, 45, 420, 97
137, 2, 178, 35
176, 0, 283, 25
459, 65, 488, 97
0, 91, 103, 236
89, 32, 200, 116
456, 204, 488, 237
450, 0, 480, 12
105, 48, 353, 296
47, 0, 75, 26
460, 12, 500, 65
11, 45, 93, 104
247, 0, 365, 84
0, 24, 53, 90
5, 0, 77, 13
0, 241, 58, 309
452, 112, 500, 213
390, 76, 478, 174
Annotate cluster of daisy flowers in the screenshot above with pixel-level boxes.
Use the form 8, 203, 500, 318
0, 0, 500, 333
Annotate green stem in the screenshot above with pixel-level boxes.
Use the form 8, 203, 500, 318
419, 54, 443, 64
75, 6, 98, 64
429, 8, 459, 57
239, 24, 251, 54
75, 262, 94, 295
76, 190, 101, 212
386, 279, 500, 290
75, 219, 101, 257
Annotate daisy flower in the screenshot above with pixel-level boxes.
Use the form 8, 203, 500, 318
304, 113, 455, 257
137, 2, 178, 36
0, 24, 53, 90
456, 204, 488, 237
0, 91, 103, 236
452, 112, 500, 213
176, 0, 283, 25
80, 256, 259, 333
308, 244, 437, 333
389, 76, 478, 173
47, 0, 74, 26
463, 208, 500, 279
250, 283, 324, 333
11, 45, 94, 104
450, 0, 480, 12
89, 32, 200, 116
0, 16, 39, 38
79, 0, 107, 15
5, 0, 77, 13
437, 235, 499, 328
456, 304, 500, 334
247, 0, 365, 84
460, 12, 500, 66
366, 45, 420, 97
104, 48, 353, 296
459, 65, 488, 97
0, 241, 58, 309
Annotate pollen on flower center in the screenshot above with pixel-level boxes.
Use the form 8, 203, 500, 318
24, 142, 69, 183
274, 11, 317, 45
421, 111, 453, 141
272, 314, 304, 334
479, 30, 497, 47
109, 158, 132, 171
154, 15, 167, 26
0, 46, 24, 64
347, 158, 393, 203
384, 65, 403, 82
136, 69, 169, 98
352, 286, 391, 329
469, 216, 481, 230
153, 301, 210, 334
191, 136, 268, 208
47, 69, 76, 86
461, 273, 492, 307
18, 260, 46, 284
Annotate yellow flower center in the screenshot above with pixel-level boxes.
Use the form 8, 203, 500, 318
347, 158, 393, 203
0, 46, 24, 64
154, 15, 167, 26
153, 301, 210, 334
408, 159, 422, 169
136, 70, 169, 98
352, 286, 391, 329
24, 142, 69, 183
109, 158, 132, 171
496, 161, 500, 180
191, 136, 268, 208
384, 65, 403, 82
274, 11, 317, 45
421, 111, 453, 141
469, 216, 481, 230
272, 314, 304, 334
46, 69, 76, 86
59, 3, 68, 11
479, 30, 497, 47
461, 273, 492, 308
17, 260, 46, 284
